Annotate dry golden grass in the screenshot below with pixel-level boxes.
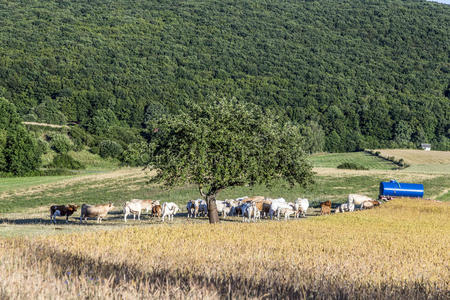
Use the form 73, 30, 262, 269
2, 198, 445, 299
375, 149, 450, 165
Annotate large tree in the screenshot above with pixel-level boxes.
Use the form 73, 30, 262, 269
146, 98, 314, 223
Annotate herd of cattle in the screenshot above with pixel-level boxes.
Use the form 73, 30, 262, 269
49, 194, 384, 224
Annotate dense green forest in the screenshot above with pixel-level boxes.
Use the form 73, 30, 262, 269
0, 0, 449, 159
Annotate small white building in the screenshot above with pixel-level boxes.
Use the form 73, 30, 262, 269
421, 143, 431, 151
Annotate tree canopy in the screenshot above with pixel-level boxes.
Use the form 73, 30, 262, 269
146, 98, 314, 223
0, 0, 448, 152
0, 97, 41, 176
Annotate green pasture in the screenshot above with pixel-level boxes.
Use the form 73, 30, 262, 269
309, 152, 397, 170
0, 176, 77, 193
1, 172, 448, 215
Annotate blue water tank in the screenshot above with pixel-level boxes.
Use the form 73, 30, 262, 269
379, 180, 424, 198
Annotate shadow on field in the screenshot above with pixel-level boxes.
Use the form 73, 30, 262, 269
7, 238, 445, 300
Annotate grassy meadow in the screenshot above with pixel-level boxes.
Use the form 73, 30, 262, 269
0, 150, 449, 298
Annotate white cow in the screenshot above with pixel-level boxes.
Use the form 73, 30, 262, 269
276, 205, 295, 220
161, 202, 179, 222
216, 200, 230, 217
294, 198, 309, 218
123, 201, 142, 222
268, 198, 287, 219
130, 199, 154, 216
242, 202, 260, 222
335, 202, 355, 213
348, 194, 372, 208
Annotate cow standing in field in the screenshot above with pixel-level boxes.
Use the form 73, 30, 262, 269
294, 198, 309, 218
348, 194, 372, 209
123, 201, 142, 222
242, 202, 260, 222
79, 203, 114, 224
152, 204, 162, 218
216, 200, 231, 217
186, 199, 200, 218
198, 200, 208, 217
268, 198, 287, 219
130, 199, 154, 216
50, 204, 78, 224
161, 202, 179, 222
320, 200, 332, 215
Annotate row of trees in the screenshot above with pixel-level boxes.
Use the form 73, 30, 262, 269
0, 98, 41, 176
0, 0, 448, 151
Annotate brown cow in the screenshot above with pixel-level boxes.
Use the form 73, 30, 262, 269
360, 200, 381, 210
50, 204, 78, 224
252, 200, 272, 218
152, 204, 162, 218
243, 196, 265, 203
79, 203, 114, 224
320, 200, 332, 215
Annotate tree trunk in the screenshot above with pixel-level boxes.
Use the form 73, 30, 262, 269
207, 194, 220, 224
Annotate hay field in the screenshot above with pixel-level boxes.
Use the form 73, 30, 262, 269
375, 149, 450, 174
1, 199, 448, 299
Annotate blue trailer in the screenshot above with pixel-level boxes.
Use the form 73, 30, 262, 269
379, 180, 424, 199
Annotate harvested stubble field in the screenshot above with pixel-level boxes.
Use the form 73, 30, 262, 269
0, 199, 448, 299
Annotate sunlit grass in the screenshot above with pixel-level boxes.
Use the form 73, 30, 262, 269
2, 198, 445, 298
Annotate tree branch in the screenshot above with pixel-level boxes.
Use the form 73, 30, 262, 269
199, 184, 206, 198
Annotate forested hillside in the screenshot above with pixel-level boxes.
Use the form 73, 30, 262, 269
0, 0, 449, 152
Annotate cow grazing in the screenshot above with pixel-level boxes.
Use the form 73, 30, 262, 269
320, 200, 332, 215
79, 203, 114, 224
161, 202, 179, 222
123, 201, 142, 222
360, 200, 381, 210
152, 204, 162, 218
360, 201, 374, 210
335, 202, 355, 213
348, 194, 372, 208
50, 204, 78, 224
277, 206, 295, 220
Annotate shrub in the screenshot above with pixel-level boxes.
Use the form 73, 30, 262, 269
49, 153, 85, 170
37, 138, 49, 154
99, 140, 123, 158
49, 133, 73, 154
69, 126, 94, 151
337, 162, 369, 170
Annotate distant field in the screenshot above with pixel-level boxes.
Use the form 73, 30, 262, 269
375, 149, 450, 165
309, 152, 397, 169
374, 149, 450, 174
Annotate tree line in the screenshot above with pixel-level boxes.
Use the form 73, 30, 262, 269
0, 0, 448, 160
